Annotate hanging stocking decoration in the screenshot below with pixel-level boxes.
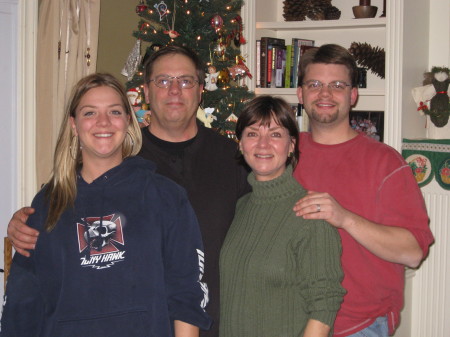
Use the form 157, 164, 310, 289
121, 39, 142, 80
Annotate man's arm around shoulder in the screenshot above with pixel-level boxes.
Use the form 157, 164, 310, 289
7, 207, 39, 257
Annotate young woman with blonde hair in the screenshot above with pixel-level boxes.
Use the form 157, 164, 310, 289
1, 73, 211, 337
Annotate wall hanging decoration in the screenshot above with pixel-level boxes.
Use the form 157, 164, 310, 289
412, 66, 450, 128
402, 138, 450, 190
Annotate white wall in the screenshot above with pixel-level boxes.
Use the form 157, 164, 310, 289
429, 0, 450, 66
0, 0, 19, 297
424, 0, 450, 139
407, 2, 450, 337
0, 0, 37, 300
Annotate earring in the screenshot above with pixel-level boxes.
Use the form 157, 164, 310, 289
288, 152, 294, 158
70, 135, 79, 160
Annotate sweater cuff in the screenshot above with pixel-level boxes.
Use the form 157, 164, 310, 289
310, 310, 337, 331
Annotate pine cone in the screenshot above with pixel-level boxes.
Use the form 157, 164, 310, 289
283, 0, 339, 21
349, 42, 385, 79
307, 0, 332, 21
283, 0, 311, 21
325, 6, 341, 20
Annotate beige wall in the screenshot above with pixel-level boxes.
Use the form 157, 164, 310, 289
97, 0, 139, 86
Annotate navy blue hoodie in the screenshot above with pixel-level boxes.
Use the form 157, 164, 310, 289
1, 156, 212, 337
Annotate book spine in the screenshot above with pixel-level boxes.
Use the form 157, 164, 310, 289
275, 47, 284, 88
256, 40, 261, 88
284, 44, 292, 88
267, 46, 273, 87
271, 45, 278, 88
292, 38, 315, 88
260, 38, 268, 88
291, 40, 300, 88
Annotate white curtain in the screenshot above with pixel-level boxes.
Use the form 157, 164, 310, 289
36, 0, 100, 187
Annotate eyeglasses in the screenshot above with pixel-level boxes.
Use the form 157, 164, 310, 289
302, 80, 351, 92
149, 75, 199, 89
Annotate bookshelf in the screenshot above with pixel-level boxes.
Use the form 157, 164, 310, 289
256, 17, 386, 30
241, 0, 431, 151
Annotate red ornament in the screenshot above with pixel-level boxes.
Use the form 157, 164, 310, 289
163, 30, 180, 39
227, 65, 247, 80
237, 56, 252, 79
136, 0, 147, 13
210, 14, 224, 32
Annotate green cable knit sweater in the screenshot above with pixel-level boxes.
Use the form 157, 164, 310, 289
219, 167, 345, 337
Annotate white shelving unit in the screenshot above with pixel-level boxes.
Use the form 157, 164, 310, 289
241, 0, 430, 151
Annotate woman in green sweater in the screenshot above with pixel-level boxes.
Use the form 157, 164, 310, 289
219, 95, 345, 337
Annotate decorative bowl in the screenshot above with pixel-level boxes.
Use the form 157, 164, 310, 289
352, 5, 378, 18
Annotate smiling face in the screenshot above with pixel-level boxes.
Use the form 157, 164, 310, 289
297, 63, 358, 128
143, 53, 203, 139
239, 117, 295, 182
70, 86, 130, 168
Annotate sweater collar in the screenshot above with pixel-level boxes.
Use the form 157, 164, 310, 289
248, 166, 302, 202
142, 120, 209, 155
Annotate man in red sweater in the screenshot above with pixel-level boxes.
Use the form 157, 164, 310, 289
293, 44, 434, 336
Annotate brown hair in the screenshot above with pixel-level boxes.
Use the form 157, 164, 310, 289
298, 44, 358, 88
143, 45, 205, 85
45, 73, 142, 231
236, 95, 300, 168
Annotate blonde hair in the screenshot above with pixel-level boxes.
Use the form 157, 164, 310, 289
45, 73, 142, 231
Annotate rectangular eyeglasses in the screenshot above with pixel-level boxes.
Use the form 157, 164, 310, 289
149, 75, 199, 89
302, 80, 351, 92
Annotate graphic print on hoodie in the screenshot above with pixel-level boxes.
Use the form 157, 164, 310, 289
77, 214, 126, 269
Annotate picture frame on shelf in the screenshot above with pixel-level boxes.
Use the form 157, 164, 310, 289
349, 110, 384, 142
290, 103, 309, 132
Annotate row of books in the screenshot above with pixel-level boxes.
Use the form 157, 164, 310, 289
256, 37, 315, 88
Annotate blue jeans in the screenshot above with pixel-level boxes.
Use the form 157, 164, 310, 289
347, 316, 388, 337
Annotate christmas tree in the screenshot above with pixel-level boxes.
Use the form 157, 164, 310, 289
123, 0, 255, 137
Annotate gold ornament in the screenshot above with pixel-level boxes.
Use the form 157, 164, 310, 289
218, 68, 229, 84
